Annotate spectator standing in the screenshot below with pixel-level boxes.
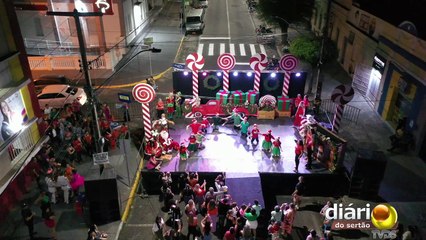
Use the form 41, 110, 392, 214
282, 203, 296, 237
306, 229, 320, 240
252, 200, 262, 216
292, 176, 305, 209
223, 227, 236, 240
57, 171, 71, 204
21, 203, 36, 240
43, 206, 57, 240
270, 205, 283, 222
152, 216, 165, 240
244, 208, 258, 239
185, 200, 199, 240
201, 215, 212, 240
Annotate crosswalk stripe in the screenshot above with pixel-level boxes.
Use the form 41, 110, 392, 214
249, 44, 256, 56
229, 44, 235, 56
260, 44, 266, 55
197, 43, 204, 55
208, 43, 214, 56
220, 43, 225, 55
239, 44, 246, 56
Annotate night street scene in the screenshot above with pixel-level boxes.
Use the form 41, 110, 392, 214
0, 0, 425, 239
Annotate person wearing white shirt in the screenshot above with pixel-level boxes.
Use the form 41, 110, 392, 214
252, 200, 262, 216
56, 172, 71, 204
270, 205, 283, 222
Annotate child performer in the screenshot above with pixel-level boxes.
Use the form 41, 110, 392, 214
272, 137, 282, 158
201, 116, 210, 134
250, 124, 260, 145
262, 130, 275, 152
187, 119, 204, 135
211, 113, 222, 132
179, 142, 188, 161
187, 134, 198, 156
239, 117, 250, 138
195, 131, 206, 149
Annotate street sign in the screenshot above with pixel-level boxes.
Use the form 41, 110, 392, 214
118, 93, 131, 103
144, 37, 154, 45
93, 152, 109, 165
173, 63, 185, 69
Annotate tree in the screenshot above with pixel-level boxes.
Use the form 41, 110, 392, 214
256, 0, 314, 46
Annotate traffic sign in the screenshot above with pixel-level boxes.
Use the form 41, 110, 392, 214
173, 63, 185, 69
93, 152, 109, 165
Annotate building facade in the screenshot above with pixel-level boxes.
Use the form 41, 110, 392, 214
13, 0, 163, 75
312, 0, 426, 160
0, 0, 43, 195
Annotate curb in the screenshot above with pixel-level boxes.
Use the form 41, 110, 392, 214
97, 67, 172, 89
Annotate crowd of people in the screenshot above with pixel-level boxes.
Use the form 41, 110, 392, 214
19, 100, 129, 240
150, 173, 313, 240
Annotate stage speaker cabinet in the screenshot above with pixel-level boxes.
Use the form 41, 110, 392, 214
84, 178, 121, 225
349, 149, 387, 200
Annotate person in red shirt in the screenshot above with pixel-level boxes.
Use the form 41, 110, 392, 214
272, 137, 282, 158
261, 130, 275, 152
201, 116, 210, 134
120, 123, 129, 139
187, 119, 204, 135
72, 137, 84, 163
83, 131, 93, 156
292, 94, 302, 117
156, 98, 165, 119
250, 124, 260, 145
224, 226, 236, 240
303, 94, 310, 112
294, 139, 304, 173
166, 95, 175, 120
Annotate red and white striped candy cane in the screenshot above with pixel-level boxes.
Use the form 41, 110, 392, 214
332, 104, 344, 133
282, 71, 291, 96
132, 83, 156, 141
250, 53, 268, 92
280, 55, 298, 97
217, 53, 236, 91
185, 53, 205, 118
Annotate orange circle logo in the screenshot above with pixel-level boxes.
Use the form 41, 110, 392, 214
371, 204, 398, 230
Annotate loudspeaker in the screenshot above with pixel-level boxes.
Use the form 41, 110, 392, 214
349, 149, 387, 200
84, 178, 120, 225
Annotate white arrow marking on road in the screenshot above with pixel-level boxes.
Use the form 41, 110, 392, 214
229, 44, 235, 56
249, 44, 256, 56
220, 43, 225, 55
208, 43, 214, 56
260, 44, 266, 55
126, 223, 152, 227
197, 43, 204, 55
235, 62, 250, 65
239, 44, 246, 56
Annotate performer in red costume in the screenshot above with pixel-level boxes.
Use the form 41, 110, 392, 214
159, 130, 179, 154
293, 101, 306, 127
250, 124, 260, 145
201, 116, 210, 134
261, 130, 275, 152
187, 119, 205, 135
292, 94, 302, 117
144, 138, 162, 159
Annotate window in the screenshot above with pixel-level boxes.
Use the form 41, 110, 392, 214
35, 17, 44, 36
68, 17, 77, 37
359, 14, 370, 32
348, 31, 355, 44
66, 87, 78, 95
38, 93, 65, 99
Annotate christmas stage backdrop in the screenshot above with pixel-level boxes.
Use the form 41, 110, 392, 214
172, 71, 307, 104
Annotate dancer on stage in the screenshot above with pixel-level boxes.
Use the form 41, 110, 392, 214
292, 94, 302, 117
293, 101, 306, 127
187, 119, 204, 135
195, 131, 206, 149
175, 92, 183, 118
250, 124, 260, 145
224, 109, 243, 130
179, 143, 188, 161
294, 140, 304, 173
239, 117, 250, 138
201, 116, 210, 134
187, 134, 198, 156
261, 130, 275, 152
272, 137, 282, 158
212, 113, 223, 132
166, 93, 175, 120
153, 113, 175, 132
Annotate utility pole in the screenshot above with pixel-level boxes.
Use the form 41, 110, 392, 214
315, 0, 332, 100
46, 10, 103, 154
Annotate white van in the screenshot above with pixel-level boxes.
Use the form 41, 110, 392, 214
185, 8, 205, 35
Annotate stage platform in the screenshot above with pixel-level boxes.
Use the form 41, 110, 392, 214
150, 118, 332, 174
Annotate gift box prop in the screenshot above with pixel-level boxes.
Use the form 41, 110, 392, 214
247, 90, 259, 105
276, 95, 292, 117
231, 90, 244, 105
216, 90, 229, 105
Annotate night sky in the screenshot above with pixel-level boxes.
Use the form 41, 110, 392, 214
354, 0, 426, 40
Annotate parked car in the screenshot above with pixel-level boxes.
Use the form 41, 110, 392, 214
37, 85, 87, 110
33, 75, 70, 94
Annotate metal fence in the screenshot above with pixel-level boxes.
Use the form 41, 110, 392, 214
320, 99, 361, 124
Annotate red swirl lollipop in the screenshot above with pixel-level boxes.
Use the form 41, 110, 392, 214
186, 53, 205, 71
279, 54, 298, 71
249, 53, 268, 71
217, 53, 236, 71
132, 83, 156, 103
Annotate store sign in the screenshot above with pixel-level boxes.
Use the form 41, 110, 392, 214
372, 54, 386, 74
93, 152, 109, 165
93, 0, 113, 15
0, 91, 28, 146
118, 93, 131, 103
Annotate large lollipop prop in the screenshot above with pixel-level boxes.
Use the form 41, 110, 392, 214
186, 53, 205, 118
331, 84, 354, 133
217, 53, 236, 91
279, 54, 299, 96
132, 83, 156, 140
250, 53, 268, 92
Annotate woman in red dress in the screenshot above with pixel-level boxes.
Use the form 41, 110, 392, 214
293, 101, 306, 127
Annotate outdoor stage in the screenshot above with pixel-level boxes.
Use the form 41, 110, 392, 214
154, 118, 331, 174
